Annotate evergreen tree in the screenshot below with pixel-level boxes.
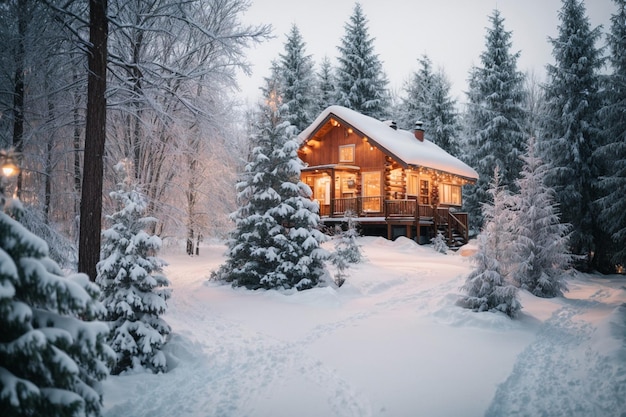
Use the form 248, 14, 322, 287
96, 169, 171, 375
540, 0, 604, 269
459, 168, 521, 318
462, 9, 527, 229
279, 24, 317, 132
0, 201, 113, 416
595, 0, 626, 270
335, 2, 389, 119
510, 138, 571, 298
399, 55, 436, 131
429, 69, 461, 156
213, 78, 328, 290
316, 55, 337, 113
400, 55, 460, 155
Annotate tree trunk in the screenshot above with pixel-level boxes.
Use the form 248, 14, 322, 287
12, 0, 27, 199
44, 99, 54, 225
73, 67, 82, 210
79, 0, 108, 281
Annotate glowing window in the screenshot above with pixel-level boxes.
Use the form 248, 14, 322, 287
339, 145, 355, 163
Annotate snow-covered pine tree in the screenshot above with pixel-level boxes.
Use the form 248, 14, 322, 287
335, 3, 390, 119
0, 200, 114, 416
510, 137, 572, 297
595, 0, 626, 271
462, 9, 527, 230
399, 55, 436, 131
540, 0, 604, 270
399, 56, 461, 156
96, 170, 171, 375
279, 24, 317, 132
459, 168, 520, 318
429, 70, 461, 157
213, 75, 328, 290
316, 56, 337, 114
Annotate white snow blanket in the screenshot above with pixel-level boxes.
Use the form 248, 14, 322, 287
102, 237, 626, 417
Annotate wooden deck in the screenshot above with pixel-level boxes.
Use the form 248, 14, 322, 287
318, 197, 469, 246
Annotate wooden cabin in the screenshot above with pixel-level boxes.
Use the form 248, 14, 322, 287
297, 105, 479, 247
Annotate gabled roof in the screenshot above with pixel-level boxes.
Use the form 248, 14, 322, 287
298, 105, 478, 181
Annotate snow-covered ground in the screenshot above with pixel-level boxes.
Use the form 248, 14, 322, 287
101, 237, 626, 417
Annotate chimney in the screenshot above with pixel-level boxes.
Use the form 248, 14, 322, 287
414, 121, 424, 141
384, 120, 398, 130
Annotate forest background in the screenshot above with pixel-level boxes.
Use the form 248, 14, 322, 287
0, 0, 624, 276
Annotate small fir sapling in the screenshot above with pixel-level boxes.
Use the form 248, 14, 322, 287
330, 214, 362, 287
333, 211, 363, 264
96, 167, 171, 374
431, 230, 449, 254
330, 227, 349, 287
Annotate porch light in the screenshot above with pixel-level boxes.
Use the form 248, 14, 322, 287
347, 128, 353, 134
0, 150, 20, 178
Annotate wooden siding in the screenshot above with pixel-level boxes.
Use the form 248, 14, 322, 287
300, 121, 388, 172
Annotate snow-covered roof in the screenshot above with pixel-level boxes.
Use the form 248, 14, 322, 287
298, 105, 478, 181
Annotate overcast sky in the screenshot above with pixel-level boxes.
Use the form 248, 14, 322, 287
236, 0, 614, 106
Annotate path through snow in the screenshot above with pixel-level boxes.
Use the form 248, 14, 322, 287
102, 237, 626, 417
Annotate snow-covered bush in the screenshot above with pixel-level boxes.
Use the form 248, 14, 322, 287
0, 199, 114, 416
96, 175, 171, 374
459, 168, 521, 318
431, 230, 449, 254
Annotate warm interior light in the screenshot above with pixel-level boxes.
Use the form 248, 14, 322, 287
2, 165, 16, 176
0, 152, 20, 177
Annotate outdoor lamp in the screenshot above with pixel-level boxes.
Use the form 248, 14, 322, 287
0, 150, 20, 177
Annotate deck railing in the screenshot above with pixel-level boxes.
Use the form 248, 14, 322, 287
319, 197, 468, 238
321, 197, 466, 220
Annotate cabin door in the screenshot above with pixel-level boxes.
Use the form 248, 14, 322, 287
309, 174, 331, 216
